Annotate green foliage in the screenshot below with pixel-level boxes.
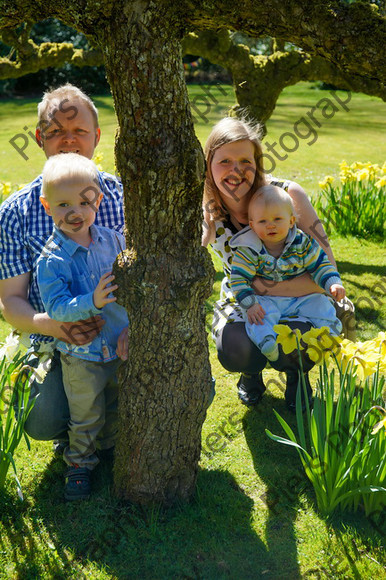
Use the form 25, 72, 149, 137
267, 328, 386, 517
314, 162, 386, 239
0, 342, 35, 497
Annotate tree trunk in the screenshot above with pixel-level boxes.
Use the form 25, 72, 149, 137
99, 2, 214, 504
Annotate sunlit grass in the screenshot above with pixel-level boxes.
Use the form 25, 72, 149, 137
0, 85, 385, 579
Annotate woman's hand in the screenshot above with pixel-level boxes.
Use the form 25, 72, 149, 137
251, 273, 323, 297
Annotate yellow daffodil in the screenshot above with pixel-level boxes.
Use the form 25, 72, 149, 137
371, 407, 386, 435
372, 416, 386, 435
339, 169, 355, 184
339, 160, 349, 171
375, 176, 386, 188
274, 324, 303, 355
92, 152, 104, 171
381, 161, 386, 174
0, 182, 11, 197
356, 168, 369, 182
318, 176, 334, 188
342, 340, 381, 380
302, 327, 341, 365
336, 339, 380, 379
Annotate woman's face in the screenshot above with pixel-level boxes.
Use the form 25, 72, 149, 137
211, 140, 256, 204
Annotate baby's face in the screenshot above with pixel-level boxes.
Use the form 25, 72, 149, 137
249, 200, 295, 245
41, 177, 103, 242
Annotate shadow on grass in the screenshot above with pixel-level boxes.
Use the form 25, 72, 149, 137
242, 392, 310, 580
242, 390, 386, 580
1, 457, 273, 579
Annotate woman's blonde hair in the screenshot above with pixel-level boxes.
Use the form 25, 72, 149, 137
203, 116, 267, 222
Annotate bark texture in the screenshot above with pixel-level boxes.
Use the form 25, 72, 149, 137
98, 2, 214, 504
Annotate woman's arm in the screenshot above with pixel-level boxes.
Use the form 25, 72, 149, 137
251, 272, 324, 297
287, 182, 337, 267
202, 218, 216, 247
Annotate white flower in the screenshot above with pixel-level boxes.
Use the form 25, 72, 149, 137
0, 332, 20, 361
31, 353, 53, 384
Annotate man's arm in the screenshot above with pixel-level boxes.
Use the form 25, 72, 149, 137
0, 273, 104, 344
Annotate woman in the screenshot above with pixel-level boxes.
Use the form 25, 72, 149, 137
202, 116, 354, 412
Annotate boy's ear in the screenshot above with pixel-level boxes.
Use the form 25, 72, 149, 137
94, 192, 104, 211
35, 128, 44, 148
290, 215, 296, 227
39, 196, 51, 216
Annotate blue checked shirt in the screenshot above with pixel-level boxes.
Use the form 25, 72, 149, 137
36, 224, 128, 362
0, 171, 124, 347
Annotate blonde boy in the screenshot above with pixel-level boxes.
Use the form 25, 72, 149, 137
36, 153, 128, 500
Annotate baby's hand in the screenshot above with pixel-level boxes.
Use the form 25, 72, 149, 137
247, 302, 265, 324
330, 283, 346, 302
93, 272, 119, 309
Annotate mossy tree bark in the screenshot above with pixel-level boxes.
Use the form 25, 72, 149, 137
98, 3, 214, 504
183, 29, 386, 133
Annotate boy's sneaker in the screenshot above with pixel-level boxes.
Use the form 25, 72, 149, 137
285, 371, 313, 413
237, 372, 266, 407
260, 337, 279, 362
64, 465, 91, 501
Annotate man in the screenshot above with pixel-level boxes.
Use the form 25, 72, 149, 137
0, 84, 124, 445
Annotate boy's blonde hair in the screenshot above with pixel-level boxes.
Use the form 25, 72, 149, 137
249, 184, 296, 219
37, 84, 99, 130
42, 153, 99, 198
204, 116, 267, 221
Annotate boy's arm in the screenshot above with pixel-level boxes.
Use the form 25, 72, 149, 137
302, 235, 342, 291
0, 274, 104, 343
230, 248, 260, 307
37, 258, 101, 323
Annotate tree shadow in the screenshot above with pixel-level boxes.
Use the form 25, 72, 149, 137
2, 457, 274, 578
242, 392, 310, 580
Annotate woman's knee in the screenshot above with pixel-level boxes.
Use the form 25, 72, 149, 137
216, 323, 266, 373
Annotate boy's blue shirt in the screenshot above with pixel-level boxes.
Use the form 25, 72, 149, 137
0, 170, 124, 349
36, 224, 128, 362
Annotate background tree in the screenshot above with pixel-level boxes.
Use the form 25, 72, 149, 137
183, 29, 386, 134
0, 0, 385, 505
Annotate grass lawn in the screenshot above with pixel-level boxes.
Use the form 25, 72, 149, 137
0, 83, 385, 579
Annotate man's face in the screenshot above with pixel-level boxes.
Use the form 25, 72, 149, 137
36, 100, 101, 159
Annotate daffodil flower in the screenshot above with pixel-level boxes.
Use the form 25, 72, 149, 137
375, 176, 386, 188
356, 169, 369, 181
302, 327, 341, 365
274, 324, 303, 355
371, 407, 386, 435
0, 332, 21, 362
372, 416, 386, 435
